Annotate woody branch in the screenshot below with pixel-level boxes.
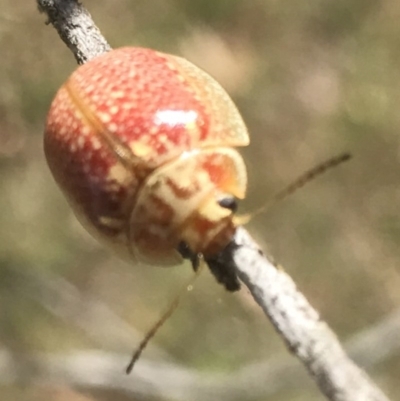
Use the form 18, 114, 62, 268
36, 1, 391, 401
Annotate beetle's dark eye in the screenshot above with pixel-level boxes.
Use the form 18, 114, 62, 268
218, 196, 238, 213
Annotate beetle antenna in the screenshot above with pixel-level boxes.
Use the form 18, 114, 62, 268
267, 152, 351, 207
235, 152, 352, 225
126, 257, 204, 374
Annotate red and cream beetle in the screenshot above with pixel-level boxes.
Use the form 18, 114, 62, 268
44, 47, 249, 283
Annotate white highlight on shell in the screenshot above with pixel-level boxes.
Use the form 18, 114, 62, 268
154, 110, 198, 127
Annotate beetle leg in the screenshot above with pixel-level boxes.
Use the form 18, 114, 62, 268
177, 241, 201, 271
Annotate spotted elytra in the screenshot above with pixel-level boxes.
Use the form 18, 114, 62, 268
44, 47, 249, 276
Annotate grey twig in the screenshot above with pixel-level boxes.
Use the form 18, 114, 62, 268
36, 1, 391, 400
37, 0, 111, 64
220, 228, 390, 401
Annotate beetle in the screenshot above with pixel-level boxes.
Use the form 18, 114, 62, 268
44, 47, 352, 372
44, 47, 249, 288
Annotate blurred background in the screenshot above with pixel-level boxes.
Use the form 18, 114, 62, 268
0, 0, 399, 400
